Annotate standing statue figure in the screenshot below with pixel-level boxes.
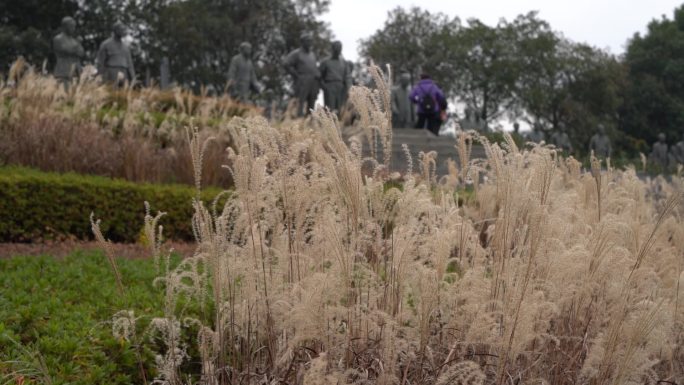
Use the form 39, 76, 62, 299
319, 41, 349, 112
391, 72, 413, 128
527, 123, 545, 144
460, 108, 486, 133
589, 124, 612, 159
97, 21, 136, 86
550, 123, 573, 153
53, 16, 84, 87
650, 132, 669, 170
672, 140, 684, 165
228, 42, 259, 102
344, 60, 354, 102
285, 33, 320, 116
459, 108, 475, 131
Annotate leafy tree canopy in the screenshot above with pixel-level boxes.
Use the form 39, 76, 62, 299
622, 5, 684, 147
1, 0, 332, 97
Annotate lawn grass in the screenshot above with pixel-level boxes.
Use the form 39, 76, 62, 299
0, 251, 166, 384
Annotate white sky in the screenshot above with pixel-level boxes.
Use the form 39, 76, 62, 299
321, 0, 682, 61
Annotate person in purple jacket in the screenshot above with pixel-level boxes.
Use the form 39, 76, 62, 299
409, 74, 447, 136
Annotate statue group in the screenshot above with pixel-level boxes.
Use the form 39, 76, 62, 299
48, 17, 684, 169
526, 122, 610, 158
53, 18, 135, 88
284, 34, 351, 116
53, 21, 352, 116
649, 132, 684, 170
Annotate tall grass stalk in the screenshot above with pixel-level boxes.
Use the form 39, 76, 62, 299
90, 63, 684, 385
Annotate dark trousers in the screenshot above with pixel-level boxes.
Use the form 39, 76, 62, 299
322, 80, 345, 111
295, 75, 320, 116
415, 113, 441, 135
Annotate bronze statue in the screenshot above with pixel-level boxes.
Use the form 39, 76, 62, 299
228, 42, 259, 102
319, 41, 348, 112
97, 21, 135, 86
650, 132, 669, 170
344, 60, 354, 102
550, 123, 573, 153
672, 140, 684, 165
589, 124, 612, 159
285, 33, 320, 116
52, 16, 84, 85
458, 108, 473, 131
460, 107, 486, 133
527, 123, 545, 144
391, 72, 413, 128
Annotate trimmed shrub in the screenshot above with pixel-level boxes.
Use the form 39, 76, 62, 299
0, 167, 227, 242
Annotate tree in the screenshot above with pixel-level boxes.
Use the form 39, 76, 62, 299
0, 0, 332, 99
0, 0, 155, 76
622, 5, 684, 147
513, 13, 625, 153
360, 7, 627, 146
508, 12, 560, 127
359, 7, 460, 88
449, 18, 519, 125
561, 44, 625, 154
140, 0, 333, 93
362, 9, 532, 126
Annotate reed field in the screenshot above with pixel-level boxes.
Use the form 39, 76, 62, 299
2, 64, 684, 385
0, 60, 261, 188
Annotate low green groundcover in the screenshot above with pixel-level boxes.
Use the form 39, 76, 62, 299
0, 251, 168, 384
0, 167, 227, 243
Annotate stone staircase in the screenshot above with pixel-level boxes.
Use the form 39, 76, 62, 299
344, 128, 486, 176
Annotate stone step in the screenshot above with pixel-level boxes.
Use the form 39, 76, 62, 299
370, 143, 486, 157
361, 147, 485, 176
342, 128, 487, 176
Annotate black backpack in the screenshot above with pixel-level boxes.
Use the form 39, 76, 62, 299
419, 85, 436, 114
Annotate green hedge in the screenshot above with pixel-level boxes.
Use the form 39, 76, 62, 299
0, 167, 227, 242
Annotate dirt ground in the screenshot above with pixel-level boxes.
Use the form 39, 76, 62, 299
0, 241, 196, 259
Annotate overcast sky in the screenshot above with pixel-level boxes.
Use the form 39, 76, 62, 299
321, 0, 682, 61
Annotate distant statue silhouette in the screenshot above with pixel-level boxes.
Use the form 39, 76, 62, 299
650, 132, 669, 170
391, 72, 413, 128
228, 42, 259, 102
527, 123, 545, 144
550, 123, 573, 153
589, 124, 612, 159
672, 140, 684, 165
285, 33, 320, 116
52, 17, 84, 86
319, 40, 349, 112
97, 21, 136, 86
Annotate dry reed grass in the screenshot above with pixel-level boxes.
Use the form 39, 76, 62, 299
0, 65, 261, 187
89, 64, 684, 385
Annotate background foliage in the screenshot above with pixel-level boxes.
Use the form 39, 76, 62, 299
361, 5, 684, 156
0, 0, 332, 95
621, 5, 684, 146
3, 1, 684, 155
